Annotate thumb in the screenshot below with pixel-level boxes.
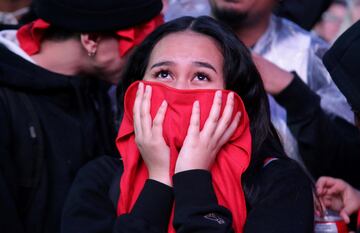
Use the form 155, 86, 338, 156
339, 209, 350, 224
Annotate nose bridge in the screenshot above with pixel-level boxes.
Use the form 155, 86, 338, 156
174, 71, 190, 89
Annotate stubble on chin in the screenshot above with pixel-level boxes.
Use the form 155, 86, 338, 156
210, 4, 249, 30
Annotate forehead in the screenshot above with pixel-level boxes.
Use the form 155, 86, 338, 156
148, 31, 223, 65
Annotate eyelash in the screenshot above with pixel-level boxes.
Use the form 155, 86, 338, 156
154, 69, 172, 79
153, 69, 211, 81
194, 72, 210, 81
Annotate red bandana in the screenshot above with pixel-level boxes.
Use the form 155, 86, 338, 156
116, 81, 251, 233
16, 15, 164, 57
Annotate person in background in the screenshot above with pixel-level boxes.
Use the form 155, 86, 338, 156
300, 18, 360, 189
209, 0, 353, 178
350, 0, 360, 22
163, 0, 333, 30
315, 18, 360, 233
313, 0, 348, 43
0, 0, 163, 233
0, 0, 31, 25
61, 16, 313, 233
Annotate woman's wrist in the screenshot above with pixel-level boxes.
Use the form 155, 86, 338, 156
149, 170, 172, 187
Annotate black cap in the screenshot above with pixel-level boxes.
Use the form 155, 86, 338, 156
34, 0, 163, 32
323, 20, 360, 112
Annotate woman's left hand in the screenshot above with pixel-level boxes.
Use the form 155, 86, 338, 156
175, 91, 241, 173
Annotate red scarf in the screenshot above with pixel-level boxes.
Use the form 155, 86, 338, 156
116, 81, 251, 233
16, 15, 163, 57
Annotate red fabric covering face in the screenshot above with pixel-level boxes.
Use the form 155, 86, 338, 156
116, 81, 252, 233
16, 15, 164, 57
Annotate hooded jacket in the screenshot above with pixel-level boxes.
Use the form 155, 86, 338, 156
0, 32, 117, 233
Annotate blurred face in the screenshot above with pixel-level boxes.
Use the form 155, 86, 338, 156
352, 0, 360, 22
93, 35, 125, 83
314, 3, 346, 43
209, 0, 275, 25
143, 31, 225, 90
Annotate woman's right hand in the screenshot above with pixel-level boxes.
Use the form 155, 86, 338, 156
133, 82, 171, 186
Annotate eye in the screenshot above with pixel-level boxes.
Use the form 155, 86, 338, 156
194, 72, 210, 81
155, 70, 171, 79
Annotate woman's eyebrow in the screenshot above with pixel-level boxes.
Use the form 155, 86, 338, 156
193, 61, 217, 73
151, 61, 174, 69
150, 60, 217, 73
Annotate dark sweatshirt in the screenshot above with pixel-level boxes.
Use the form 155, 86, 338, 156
61, 153, 314, 233
0, 44, 117, 233
275, 73, 360, 189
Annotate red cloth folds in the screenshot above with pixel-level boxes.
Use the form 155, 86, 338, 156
116, 14, 164, 57
116, 81, 252, 233
16, 15, 164, 57
17, 19, 50, 55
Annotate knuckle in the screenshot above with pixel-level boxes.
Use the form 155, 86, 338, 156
153, 119, 161, 127
140, 111, 146, 118
222, 118, 231, 126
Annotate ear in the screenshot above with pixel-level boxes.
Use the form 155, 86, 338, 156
80, 33, 100, 56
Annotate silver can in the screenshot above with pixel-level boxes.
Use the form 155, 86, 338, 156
314, 210, 348, 233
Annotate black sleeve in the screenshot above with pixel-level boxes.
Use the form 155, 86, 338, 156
244, 159, 314, 233
173, 170, 234, 233
274, 0, 332, 30
61, 156, 173, 233
274, 74, 360, 189
0, 95, 24, 233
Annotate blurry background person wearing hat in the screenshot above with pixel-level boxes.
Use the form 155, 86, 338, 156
295, 18, 360, 190
0, 1, 163, 233
311, 20, 360, 233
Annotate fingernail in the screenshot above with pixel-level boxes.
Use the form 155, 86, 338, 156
216, 90, 222, 98
138, 82, 143, 89
229, 92, 234, 100
237, 111, 241, 119
162, 100, 167, 107
145, 85, 151, 93
194, 100, 199, 107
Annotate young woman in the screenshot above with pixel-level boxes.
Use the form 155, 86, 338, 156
61, 16, 314, 233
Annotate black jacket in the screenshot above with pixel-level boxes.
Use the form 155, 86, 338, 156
61, 148, 314, 232
275, 74, 360, 189
0, 44, 117, 233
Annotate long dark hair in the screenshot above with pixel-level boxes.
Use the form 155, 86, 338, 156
117, 16, 285, 201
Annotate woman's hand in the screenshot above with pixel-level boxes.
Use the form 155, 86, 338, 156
133, 82, 171, 186
316, 176, 360, 223
175, 91, 241, 173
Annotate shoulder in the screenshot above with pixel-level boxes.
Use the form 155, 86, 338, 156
260, 158, 312, 191
62, 157, 122, 233
252, 158, 314, 213
63, 156, 123, 215
247, 136, 313, 207
73, 156, 123, 192
76, 156, 122, 179
244, 158, 314, 232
